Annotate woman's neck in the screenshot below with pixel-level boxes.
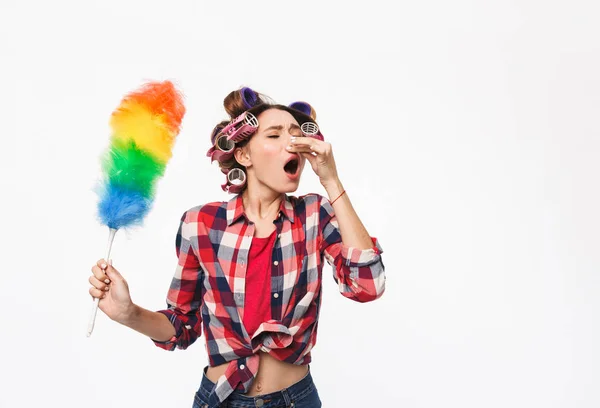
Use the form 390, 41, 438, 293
241, 185, 283, 221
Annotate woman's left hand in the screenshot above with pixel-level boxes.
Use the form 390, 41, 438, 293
287, 136, 339, 186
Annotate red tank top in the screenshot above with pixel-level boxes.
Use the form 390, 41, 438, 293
243, 229, 277, 336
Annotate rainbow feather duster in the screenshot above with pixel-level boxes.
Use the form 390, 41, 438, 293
97, 81, 185, 228
88, 80, 185, 336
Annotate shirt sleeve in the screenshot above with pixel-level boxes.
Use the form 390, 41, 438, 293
152, 210, 204, 350
318, 195, 386, 302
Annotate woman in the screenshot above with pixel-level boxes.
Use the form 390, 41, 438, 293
88, 87, 386, 407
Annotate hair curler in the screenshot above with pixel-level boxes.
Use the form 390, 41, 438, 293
289, 101, 312, 116
207, 133, 236, 162
300, 121, 324, 141
241, 87, 258, 109
206, 111, 259, 162
221, 111, 259, 143
221, 168, 246, 193
216, 134, 235, 152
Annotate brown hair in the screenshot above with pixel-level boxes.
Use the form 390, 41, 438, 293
210, 87, 318, 191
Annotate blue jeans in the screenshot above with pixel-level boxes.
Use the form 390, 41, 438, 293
192, 365, 322, 408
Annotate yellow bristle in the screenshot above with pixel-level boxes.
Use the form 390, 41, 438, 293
110, 101, 175, 163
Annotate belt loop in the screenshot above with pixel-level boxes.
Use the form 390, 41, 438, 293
282, 388, 292, 407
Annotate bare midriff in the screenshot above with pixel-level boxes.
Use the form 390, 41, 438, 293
205, 351, 309, 396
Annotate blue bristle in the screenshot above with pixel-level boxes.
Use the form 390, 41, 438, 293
96, 182, 152, 229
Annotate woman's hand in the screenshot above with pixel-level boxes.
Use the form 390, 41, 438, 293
286, 136, 340, 187
89, 259, 135, 325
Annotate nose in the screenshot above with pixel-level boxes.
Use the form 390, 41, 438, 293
283, 129, 295, 141
282, 130, 296, 147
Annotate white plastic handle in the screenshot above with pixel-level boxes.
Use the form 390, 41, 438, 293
87, 228, 117, 337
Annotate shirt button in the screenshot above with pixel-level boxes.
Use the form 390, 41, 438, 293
273, 293, 279, 299
273, 260, 279, 266
240, 260, 245, 266
240, 364, 245, 370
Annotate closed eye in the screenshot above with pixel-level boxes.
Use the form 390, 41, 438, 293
267, 135, 279, 138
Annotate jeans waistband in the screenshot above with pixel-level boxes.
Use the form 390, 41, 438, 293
199, 365, 314, 407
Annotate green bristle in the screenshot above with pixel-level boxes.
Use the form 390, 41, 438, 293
101, 138, 166, 198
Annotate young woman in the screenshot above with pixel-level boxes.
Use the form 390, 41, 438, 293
88, 87, 386, 408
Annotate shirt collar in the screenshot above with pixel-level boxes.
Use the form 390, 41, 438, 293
226, 193, 295, 226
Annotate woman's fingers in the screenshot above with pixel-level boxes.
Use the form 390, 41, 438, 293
91, 265, 109, 283
287, 146, 314, 154
96, 258, 109, 269
92, 259, 111, 283
289, 137, 329, 155
89, 275, 109, 291
90, 259, 112, 300
89, 286, 106, 299
104, 262, 123, 282
289, 137, 316, 148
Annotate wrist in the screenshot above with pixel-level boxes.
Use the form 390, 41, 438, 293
118, 302, 139, 326
323, 178, 344, 199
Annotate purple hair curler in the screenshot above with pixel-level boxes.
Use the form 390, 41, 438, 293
300, 121, 324, 141
288, 101, 312, 117
241, 87, 258, 109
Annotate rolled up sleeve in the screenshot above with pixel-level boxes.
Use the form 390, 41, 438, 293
318, 196, 386, 303
152, 210, 204, 350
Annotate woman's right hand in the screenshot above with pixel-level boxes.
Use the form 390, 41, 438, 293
89, 259, 135, 325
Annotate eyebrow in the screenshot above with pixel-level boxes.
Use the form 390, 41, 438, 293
263, 124, 301, 133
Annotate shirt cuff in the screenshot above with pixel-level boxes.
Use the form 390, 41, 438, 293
151, 309, 185, 350
340, 237, 383, 267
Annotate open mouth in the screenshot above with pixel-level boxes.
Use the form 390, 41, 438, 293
284, 157, 300, 175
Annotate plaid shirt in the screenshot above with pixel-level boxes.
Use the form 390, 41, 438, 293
153, 193, 385, 406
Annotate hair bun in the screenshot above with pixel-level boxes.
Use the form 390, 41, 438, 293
289, 101, 317, 121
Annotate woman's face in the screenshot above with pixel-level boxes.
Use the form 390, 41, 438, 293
240, 108, 307, 193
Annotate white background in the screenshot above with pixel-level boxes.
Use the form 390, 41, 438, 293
1, 0, 598, 407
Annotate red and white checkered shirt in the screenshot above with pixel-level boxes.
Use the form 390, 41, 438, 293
153, 193, 385, 405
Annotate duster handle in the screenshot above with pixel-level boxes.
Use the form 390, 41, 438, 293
87, 228, 117, 337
